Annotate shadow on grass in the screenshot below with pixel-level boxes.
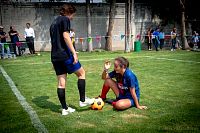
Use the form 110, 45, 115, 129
32, 96, 60, 113
68, 104, 91, 112
32, 96, 91, 113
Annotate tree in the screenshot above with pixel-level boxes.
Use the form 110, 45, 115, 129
86, 0, 92, 52
179, 0, 190, 50
105, 0, 116, 51
125, 0, 131, 52
130, 0, 135, 51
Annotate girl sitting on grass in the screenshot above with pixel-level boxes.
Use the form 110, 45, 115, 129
99, 57, 147, 110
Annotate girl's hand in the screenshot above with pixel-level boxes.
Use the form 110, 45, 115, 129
104, 60, 111, 70
137, 105, 148, 110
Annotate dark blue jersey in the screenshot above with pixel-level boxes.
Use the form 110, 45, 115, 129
109, 68, 140, 99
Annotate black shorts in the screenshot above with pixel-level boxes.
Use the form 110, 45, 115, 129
52, 56, 81, 75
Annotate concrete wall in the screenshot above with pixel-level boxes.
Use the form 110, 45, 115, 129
1, 4, 111, 51
0, 3, 186, 51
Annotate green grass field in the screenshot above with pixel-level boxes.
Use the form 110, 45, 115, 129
0, 50, 200, 133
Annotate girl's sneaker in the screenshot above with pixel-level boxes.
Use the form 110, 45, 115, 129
79, 97, 94, 107
62, 107, 76, 115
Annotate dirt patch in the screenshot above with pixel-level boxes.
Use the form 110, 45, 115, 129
75, 121, 96, 128
120, 113, 148, 119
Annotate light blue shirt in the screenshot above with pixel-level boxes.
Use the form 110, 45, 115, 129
159, 32, 165, 39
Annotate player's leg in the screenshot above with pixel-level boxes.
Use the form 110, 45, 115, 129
112, 99, 132, 110
26, 38, 32, 54
160, 39, 164, 49
53, 61, 75, 115
29, 38, 34, 54
148, 42, 150, 50
74, 66, 94, 107
12, 43, 17, 56
74, 66, 85, 101
6, 46, 12, 58
100, 78, 119, 100
57, 74, 76, 115
57, 74, 67, 109
65, 57, 94, 107
173, 39, 176, 50
171, 39, 174, 51
31, 38, 35, 54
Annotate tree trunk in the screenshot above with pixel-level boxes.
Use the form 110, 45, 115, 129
181, 11, 190, 49
86, 0, 92, 52
105, 0, 116, 51
125, 0, 131, 52
130, 0, 135, 51
180, 0, 190, 50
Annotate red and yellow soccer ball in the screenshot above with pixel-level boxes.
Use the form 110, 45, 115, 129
91, 97, 105, 110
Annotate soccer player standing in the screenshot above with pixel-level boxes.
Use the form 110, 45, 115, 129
50, 4, 93, 115
99, 57, 147, 110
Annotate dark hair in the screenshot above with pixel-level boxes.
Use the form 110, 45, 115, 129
173, 27, 176, 32
115, 57, 129, 68
60, 4, 76, 16
10, 26, 13, 30
26, 23, 30, 26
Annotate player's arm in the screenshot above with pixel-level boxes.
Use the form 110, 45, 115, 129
102, 60, 111, 80
102, 69, 109, 80
10, 32, 17, 36
63, 31, 77, 63
130, 87, 147, 110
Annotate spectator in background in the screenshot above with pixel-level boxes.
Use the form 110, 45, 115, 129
192, 31, 199, 50
0, 26, 12, 59
146, 27, 152, 51
70, 28, 78, 53
198, 32, 200, 49
24, 23, 35, 54
0, 26, 6, 58
159, 28, 165, 50
170, 27, 177, 51
152, 28, 160, 51
8, 26, 21, 56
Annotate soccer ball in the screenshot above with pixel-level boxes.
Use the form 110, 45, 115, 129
91, 97, 104, 110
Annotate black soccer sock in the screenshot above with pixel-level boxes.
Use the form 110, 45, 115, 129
57, 88, 68, 110
77, 79, 85, 102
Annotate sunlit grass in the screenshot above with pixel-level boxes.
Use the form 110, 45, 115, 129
0, 50, 200, 132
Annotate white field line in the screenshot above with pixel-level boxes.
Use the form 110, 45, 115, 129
143, 56, 200, 64
81, 56, 199, 64
0, 65, 48, 133
1, 55, 200, 66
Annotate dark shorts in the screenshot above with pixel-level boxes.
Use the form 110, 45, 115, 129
116, 83, 139, 107
52, 56, 81, 75
117, 94, 139, 107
